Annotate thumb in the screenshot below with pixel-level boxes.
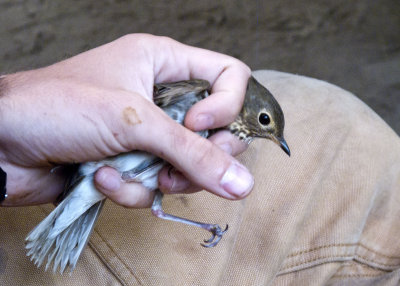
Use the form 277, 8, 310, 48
161, 131, 254, 200
94, 166, 155, 208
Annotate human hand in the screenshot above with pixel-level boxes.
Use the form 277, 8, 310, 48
0, 34, 252, 207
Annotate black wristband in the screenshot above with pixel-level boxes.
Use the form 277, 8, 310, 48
0, 167, 7, 202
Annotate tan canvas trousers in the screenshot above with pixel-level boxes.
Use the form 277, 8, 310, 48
1, 70, 399, 285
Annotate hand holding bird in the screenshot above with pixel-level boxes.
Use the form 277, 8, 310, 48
25, 75, 289, 272
0, 34, 289, 274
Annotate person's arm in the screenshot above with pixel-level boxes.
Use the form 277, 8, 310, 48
0, 34, 252, 207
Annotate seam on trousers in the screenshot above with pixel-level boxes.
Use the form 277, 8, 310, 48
330, 263, 393, 279
88, 229, 144, 286
278, 243, 400, 275
280, 254, 353, 272
286, 243, 355, 258
287, 243, 400, 259
88, 239, 127, 286
357, 243, 400, 259
282, 254, 399, 271
332, 273, 390, 279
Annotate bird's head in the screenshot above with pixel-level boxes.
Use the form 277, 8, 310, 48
229, 76, 290, 156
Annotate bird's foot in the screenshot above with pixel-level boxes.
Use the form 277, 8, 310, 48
151, 190, 228, 247
201, 224, 229, 248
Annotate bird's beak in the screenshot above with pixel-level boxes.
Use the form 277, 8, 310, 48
278, 137, 291, 157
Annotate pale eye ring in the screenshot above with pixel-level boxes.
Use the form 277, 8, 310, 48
258, 113, 271, 126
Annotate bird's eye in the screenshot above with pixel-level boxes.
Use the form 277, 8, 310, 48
258, 113, 271, 126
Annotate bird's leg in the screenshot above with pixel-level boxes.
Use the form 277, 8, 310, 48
151, 190, 228, 247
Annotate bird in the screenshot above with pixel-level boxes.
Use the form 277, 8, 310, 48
25, 75, 290, 273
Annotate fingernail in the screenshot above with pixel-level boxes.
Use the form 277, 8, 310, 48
97, 169, 121, 192
220, 163, 254, 198
194, 113, 214, 130
218, 143, 233, 155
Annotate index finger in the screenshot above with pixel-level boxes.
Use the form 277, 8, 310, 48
151, 36, 251, 131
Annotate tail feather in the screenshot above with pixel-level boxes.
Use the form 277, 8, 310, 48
49, 178, 103, 239
25, 176, 105, 273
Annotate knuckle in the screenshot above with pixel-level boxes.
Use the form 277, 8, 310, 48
224, 57, 251, 77
170, 125, 191, 155
239, 62, 252, 76
168, 123, 213, 170
156, 35, 175, 45
122, 34, 175, 51
185, 135, 222, 173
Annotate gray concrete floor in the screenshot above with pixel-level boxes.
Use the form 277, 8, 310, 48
1, 0, 399, 134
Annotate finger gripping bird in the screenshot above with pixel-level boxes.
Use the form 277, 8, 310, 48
25, 76, 290, 273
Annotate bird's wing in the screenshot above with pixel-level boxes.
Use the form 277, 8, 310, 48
154, 79, 210, 107
121, 157, 164, 190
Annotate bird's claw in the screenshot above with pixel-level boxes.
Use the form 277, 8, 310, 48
151, 191, 229, 248
201, 224, 229, 248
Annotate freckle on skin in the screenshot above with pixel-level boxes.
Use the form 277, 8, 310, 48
123, 107, 142, 125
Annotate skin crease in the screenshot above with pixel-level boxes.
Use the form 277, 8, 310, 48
0, 34, 251, 208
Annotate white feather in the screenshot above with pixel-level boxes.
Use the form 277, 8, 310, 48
25, 151, 164, 272
25, 175, 105, 271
